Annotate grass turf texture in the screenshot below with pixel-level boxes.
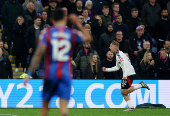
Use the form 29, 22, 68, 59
0, 108, 169, 116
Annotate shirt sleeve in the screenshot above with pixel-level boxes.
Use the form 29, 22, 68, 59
38, 29, 47, 46
73, 29, 84, 43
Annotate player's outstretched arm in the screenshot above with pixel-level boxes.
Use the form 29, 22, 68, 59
69, 14, 92, 42
104, 61, 120, 72
105, 66, 120, 72
24, 45, 46, 85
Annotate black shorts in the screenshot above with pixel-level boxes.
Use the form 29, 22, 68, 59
121, 74, 135, 89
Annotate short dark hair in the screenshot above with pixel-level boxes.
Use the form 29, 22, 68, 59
34, 16, 41, 20
163, 40, 170, 45
51, 8, 64, 21
41, 11, 48, 15
159, 48, 167, 53
77, 0, 82, 3
0, 40, 3, 43
116, 30, 123, 34
107, 50, 112, 54
111, 40, 119, 48
116, 14, 121, 19
82, 8, 88, 12
112, 3, 119, 8
102, 5, 109, 10
131, 8, 138, 12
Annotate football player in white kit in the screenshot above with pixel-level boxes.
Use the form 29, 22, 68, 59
103, 40, 150, 111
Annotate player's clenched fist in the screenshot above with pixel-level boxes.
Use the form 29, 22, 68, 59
122, 77, 127, 80
102, 67, 106, 72
69, 14, 78, 25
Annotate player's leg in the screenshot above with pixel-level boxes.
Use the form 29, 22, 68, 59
121, 77, 135, 111
41, 79, 57, 116
40, 99, 50, 116
125, 81, 150, 94
121, 89, 134, 109
58, 78, 71, 116
59, 98, 68, 116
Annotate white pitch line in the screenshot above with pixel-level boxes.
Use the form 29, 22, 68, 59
0, 114, 18, 116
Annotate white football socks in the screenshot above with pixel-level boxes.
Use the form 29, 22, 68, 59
134, 84, 142, 90
127, 100, 133, 108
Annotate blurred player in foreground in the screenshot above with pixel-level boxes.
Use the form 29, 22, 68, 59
23, 8, 92, 116
103, 40, 150, 111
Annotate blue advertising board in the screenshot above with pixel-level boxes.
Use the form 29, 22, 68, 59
0, 80, 170, 108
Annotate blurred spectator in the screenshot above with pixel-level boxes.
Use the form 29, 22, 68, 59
91, 0, 104, 15
126, 8, 141, 35
82, 8, 92, 25
22, 0, 43, 13
2, 0, 23, 54
100, 5, 112, 27
98, 22, 116, 60
71, 0, 83, 15
105, 0, 117, 15
25, 16, 42, 62
130, 22, 153, 45
155, 9, 170, 51
12, 16, 27, 72
72, 15, 85, 29
162, 40, 170, 58
0, 40, 9, 59
74, 41, 100, 78
0, 48, 13, 79
131, 0, 148, 17
113, 14, 129, 39
67, 0, 76, 14
115, 30, 133, 59
23, 2, 37, 28
75, 43, 97, 57
155, 48, 170, 79
137, 41, 156, 69
101, 50, 120, 79
112, 2, 120, 22
85, 0, 97, 20
141, 0, 161, 37
140, 51, 155, 79
91, 15, 105, 39
84, 24, 98, 50
41, 11, 52, 27
118, 0, 135, 22
43, 0, 58, 19
129, 26, 153, 63
82, 53, 103, 79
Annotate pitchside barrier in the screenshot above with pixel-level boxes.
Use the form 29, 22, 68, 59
0, 80, 169, 108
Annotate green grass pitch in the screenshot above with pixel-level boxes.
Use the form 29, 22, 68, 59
0, 108, 169, 116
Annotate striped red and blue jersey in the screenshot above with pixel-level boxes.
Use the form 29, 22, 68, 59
39, 26, 84, 79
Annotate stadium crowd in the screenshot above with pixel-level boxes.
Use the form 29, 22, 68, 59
0, 0, 170, 79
